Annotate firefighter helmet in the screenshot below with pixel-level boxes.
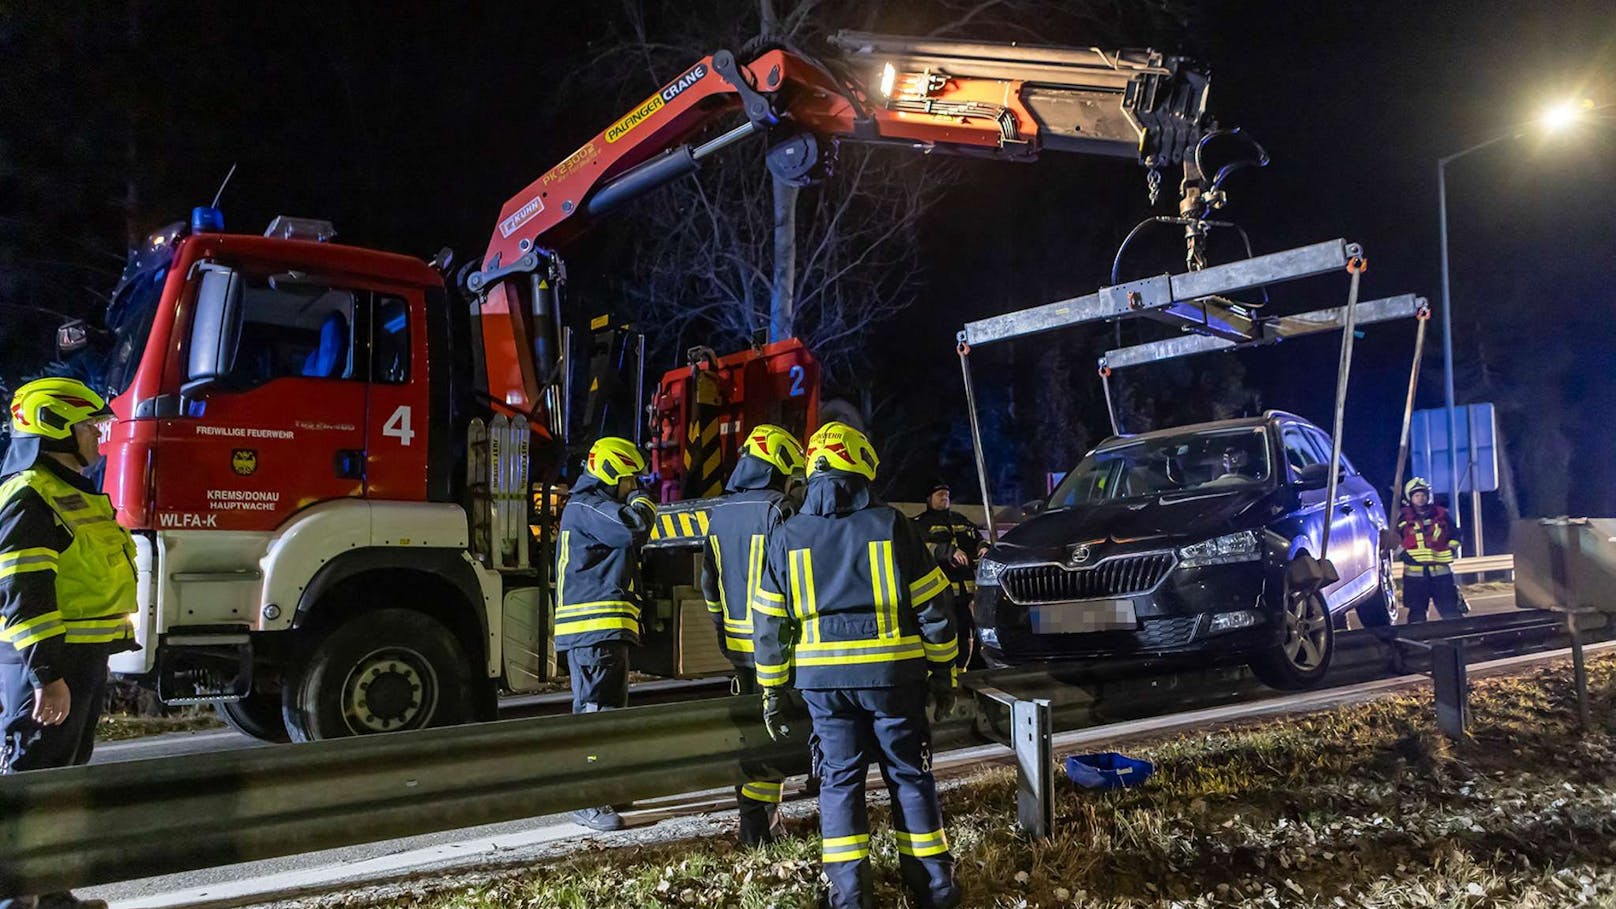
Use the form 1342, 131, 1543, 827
806, 421, 879, 481
8, 377, 111, 441
1404, 476, 1432, 501
585, 437, 647, 485
740, 424, 806, 477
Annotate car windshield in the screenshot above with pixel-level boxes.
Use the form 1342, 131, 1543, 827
1048, 426, 1272, 508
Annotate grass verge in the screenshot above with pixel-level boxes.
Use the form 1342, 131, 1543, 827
313, 653, 1616, 909
96, 712, 225, 741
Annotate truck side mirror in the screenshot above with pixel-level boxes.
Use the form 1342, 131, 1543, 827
183, 263, 245, 397
1021, 499, 1046, 516
56, 320, 89, 356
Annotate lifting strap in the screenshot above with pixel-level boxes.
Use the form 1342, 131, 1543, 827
1389, 305, 1432, 513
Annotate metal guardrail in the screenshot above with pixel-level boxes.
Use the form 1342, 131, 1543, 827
1390, 553, 1514, 580
0, 608, 1586, 896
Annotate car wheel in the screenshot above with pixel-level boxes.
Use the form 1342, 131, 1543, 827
216, 691, 290, 743
282, 609, 476, 742
1355, 547, 1399, 628
1249, 580, 1334, 690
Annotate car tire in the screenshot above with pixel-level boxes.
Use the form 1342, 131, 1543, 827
216, 691, 290, 743
1355, 547, 1399, 628
1249, 580, 1334, 690
282, 609, 476, 742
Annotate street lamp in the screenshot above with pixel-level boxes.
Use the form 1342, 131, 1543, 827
1436, 98, 1594, 539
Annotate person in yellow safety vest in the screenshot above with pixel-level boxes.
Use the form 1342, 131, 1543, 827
912, 480, 988, 669
555, 436, 657, 832
1397, 477, 1463, 623
1, 378, 136, 909
698, 423, 806, 846
753, 422, 962, 909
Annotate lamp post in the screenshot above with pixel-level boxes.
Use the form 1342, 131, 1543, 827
1435, 99, 1594, 540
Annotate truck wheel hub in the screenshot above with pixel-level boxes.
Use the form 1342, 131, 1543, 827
343, 648, 436, 733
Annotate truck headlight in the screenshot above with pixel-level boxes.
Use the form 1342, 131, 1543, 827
976, 556, 1007, 586
1177, 531, 1261, 568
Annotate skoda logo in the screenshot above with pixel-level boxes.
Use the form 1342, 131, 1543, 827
1068, 544, 1093, 565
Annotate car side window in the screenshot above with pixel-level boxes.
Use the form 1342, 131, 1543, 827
1281, 426, 1321, 475
1303, 427, 1355, 474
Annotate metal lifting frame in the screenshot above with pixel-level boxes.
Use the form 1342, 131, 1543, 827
954, 239, 1428, 538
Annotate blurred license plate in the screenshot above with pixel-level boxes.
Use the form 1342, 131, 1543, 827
1030, 599, 1137, 634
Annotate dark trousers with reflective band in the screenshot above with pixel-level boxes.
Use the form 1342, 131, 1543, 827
804, 685, 957, 909
1403, 570, 1461, 623
567, 642, 630, 714
730, 672, 784, 844
1, 645, 107, 773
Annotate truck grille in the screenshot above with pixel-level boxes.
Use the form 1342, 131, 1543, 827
1002, 552, 1176, 605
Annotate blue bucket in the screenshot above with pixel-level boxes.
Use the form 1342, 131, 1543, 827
1064, 752, 1155, 790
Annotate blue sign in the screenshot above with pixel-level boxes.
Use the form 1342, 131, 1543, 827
1410, 403, 1498, 494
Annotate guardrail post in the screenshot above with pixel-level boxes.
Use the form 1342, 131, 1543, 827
1569, 612, 1592, 732
1432, 639, 1468, 740
1011, 697, 1053, 839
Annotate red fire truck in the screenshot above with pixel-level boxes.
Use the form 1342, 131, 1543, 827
80, 32, 1214, 740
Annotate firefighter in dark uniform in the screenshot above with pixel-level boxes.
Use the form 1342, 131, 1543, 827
2, 378, 136, 909
555, 436, 657, 832
753, 422, 961, 909
699, 423, 806, 846
913, 480, 987, 669
1397, 477, 1463, 622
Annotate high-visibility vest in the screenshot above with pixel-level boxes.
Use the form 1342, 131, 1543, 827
1399, 506, 1457, 577
0, 466, 137, 650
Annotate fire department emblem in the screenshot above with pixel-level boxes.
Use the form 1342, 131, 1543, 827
1068, 544, 1093, 565
231, 449, 258, 477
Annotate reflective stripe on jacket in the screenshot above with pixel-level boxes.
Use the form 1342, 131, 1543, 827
0, 460, 138, 680
555, 473, 656, 650
1398, 504, 1459, 575
754, 472, 956, 690
699, 455, 794, 667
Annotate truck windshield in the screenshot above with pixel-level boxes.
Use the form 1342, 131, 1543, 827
1048, 426, 1272, 509
101, 222, 182, 394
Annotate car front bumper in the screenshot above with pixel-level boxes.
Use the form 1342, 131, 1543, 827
976, 560, 1284, 665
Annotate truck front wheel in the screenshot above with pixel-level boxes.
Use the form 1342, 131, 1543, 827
282, 609, 476, 742
217, 692, 290, 743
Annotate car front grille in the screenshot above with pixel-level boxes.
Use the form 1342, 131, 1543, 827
1002, 551, 1176, 605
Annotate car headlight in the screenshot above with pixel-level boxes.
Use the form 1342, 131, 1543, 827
976, 556, 1007, 586
1177, 531, 1261, 568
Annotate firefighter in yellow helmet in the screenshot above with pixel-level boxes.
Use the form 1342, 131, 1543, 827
698, 423, 805, 846
752, 422, 961, 909
1397, 477, 1463, 622
555, 436, 657, 831
1, 378, 135, 909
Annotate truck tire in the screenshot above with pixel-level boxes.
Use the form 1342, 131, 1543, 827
216, 692, 290, 743
1249, 580, 1333, 690
282, 609, 476, 742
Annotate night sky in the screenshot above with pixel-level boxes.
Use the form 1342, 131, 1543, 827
1, 1, 1612, 540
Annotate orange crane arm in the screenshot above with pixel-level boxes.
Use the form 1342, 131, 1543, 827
467, 32, 1214, 434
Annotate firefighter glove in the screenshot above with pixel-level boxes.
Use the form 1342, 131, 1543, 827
762, 690, 795, 742
929, 670, 958, 717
